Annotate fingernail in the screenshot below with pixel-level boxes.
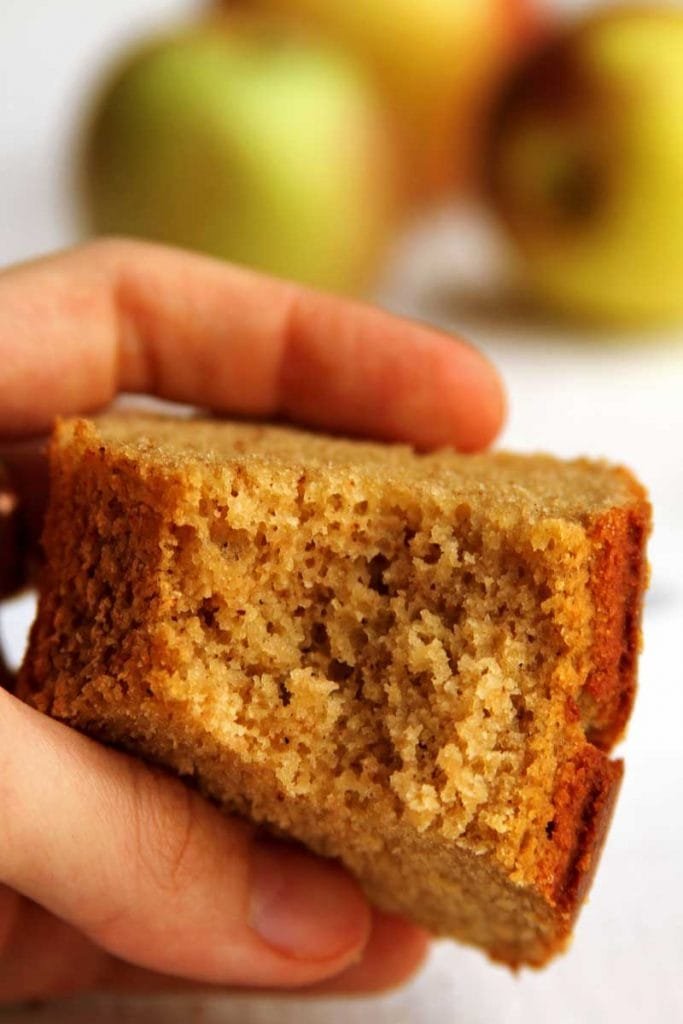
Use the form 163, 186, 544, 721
249, 840, 370, 961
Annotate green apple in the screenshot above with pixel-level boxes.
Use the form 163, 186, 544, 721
81, 18, 401, 294
225, 0, 542, 200
486, 7, 683, 326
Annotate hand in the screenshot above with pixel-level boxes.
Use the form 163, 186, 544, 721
0, 239, 504, 1003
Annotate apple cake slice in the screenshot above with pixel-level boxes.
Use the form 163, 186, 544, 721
17, 414, 650, 966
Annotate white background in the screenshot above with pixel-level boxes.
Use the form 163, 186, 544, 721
1, 1, 682, 1022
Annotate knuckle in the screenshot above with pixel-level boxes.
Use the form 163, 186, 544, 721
126, 762, 203, 898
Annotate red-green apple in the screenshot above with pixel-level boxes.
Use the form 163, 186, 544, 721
81, 18, 401, 294
486, 7, 683, 326
219, 0, 543, 200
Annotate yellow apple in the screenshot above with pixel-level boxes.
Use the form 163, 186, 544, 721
486, 7, 683, 326
218, 0, 543, 200
81, 18, 401, 294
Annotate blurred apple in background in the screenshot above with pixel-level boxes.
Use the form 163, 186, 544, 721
217, 0, 544, 201
81, 17, 401, 294
485, 6, 683, 327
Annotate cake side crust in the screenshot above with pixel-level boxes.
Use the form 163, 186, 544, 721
536, 482, 649, 921
581, 484, 651, 749
538, 745, 623, 918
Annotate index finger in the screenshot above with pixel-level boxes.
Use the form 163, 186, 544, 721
0, 238, 504, 450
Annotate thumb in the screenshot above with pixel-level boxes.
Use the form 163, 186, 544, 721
0, 688, 371, 988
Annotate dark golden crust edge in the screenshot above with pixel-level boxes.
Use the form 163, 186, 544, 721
533, 475, 650, 947
583, 475, 651, 750
490, 747, 622, 968
540, 747, 623, 921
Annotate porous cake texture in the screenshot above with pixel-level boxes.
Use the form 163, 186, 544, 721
18, 415, 650, 966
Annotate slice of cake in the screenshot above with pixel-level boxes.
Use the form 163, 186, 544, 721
17, 414, 650, 966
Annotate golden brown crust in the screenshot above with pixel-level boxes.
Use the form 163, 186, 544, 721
537, 473, 650, 929
541, 746, 623, 918
582, 477, 651, 750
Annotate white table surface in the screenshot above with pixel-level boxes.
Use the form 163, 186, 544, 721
1, 2, 682, 1022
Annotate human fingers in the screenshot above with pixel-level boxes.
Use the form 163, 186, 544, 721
99, 910, 429, 997
0, 892, 427, 1004
0, 239, 504, 450
0, 689, 371, 991
0, 887, 102, 1004
300, 911, 430, 995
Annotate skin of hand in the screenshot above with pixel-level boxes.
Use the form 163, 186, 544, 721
0, 238, 505, 1004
